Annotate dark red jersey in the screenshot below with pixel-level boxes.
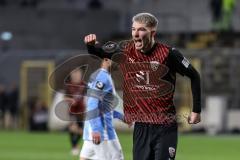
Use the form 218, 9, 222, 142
87, 41, 201, 125
65, 81, 86, 114
115, 42, 177, 125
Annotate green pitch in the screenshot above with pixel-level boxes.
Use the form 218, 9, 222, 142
0, 131, 239, 160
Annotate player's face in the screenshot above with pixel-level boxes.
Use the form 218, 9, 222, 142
70, 70, 82, 84
102, 58, 112, 68
132, 21, 155, 52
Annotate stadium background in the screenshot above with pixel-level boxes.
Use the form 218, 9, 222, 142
0, 0, 240, 159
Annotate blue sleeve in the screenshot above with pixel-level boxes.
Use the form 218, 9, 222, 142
113, 110, 124, 121
88, 72, 108, 132
88, 99, 102, 132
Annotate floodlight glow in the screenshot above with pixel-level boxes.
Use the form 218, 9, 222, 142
1, 32, 13, 41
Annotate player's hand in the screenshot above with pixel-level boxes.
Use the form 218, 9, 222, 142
188, 112, 201, 124
123, 118, 133, 128
127, 122, 134, 128
84, 34, 98, 46
92, 132, 101, 145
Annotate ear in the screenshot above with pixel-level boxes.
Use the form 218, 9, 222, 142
151, 30, 157, 37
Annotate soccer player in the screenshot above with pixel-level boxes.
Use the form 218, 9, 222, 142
65, 68, 86, 156
80, 58, 125, 160
84, 12, 201, 160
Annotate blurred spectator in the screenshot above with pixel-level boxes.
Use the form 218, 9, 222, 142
210, 0, 223, 30
64, 68, 86, 156
210, 0, 236, 31
6, 83, 19, 129
0, 84, 7, 128
29, 99, 48, 131
221, 0, 236, 31
88, 0, 103, 10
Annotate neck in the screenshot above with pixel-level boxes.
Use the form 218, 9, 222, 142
141, 39, 155, 53
101, 65, 109, 71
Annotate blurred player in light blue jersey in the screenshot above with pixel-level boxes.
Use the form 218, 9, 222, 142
80, 58, 125, 160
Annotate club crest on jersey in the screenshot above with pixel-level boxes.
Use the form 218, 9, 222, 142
168, 147, 176, 158
135, 71, 149, 84
182, 57, 190, 68
150, 61, 160, 71
96, 81, 104, 90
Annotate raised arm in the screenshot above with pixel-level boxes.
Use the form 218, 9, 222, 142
84, 34, 114, 59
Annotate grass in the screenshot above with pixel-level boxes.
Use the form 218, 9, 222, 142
0, 131, 239, 160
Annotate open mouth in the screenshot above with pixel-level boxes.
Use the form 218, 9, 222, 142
134, 39, 142, 48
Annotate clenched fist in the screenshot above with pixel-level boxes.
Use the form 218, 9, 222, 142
188, 112, 201, 124
84, 34, 98, 46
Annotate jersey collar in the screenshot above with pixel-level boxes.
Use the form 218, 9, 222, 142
100, 68, 109, 73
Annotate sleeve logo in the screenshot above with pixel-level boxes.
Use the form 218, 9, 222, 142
96, 81, 104, 90
182, 57, 190, 68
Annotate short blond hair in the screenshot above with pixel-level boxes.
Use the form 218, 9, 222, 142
132, 12, 158, 30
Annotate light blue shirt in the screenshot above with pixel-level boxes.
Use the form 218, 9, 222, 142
83, 68, 123, 141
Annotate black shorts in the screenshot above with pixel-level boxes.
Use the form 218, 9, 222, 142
76, 121, 83, 128
69, 114, 84, 128
133, 122, 178, 160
